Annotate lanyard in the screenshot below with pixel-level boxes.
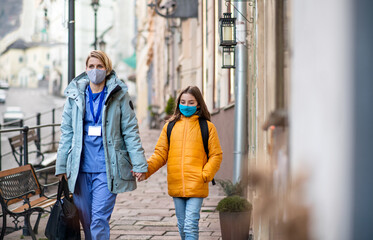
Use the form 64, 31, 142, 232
88, 85, 105, 125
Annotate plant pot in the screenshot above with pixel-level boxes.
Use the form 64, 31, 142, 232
219, 211, 251, 240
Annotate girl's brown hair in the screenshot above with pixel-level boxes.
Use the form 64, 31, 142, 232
168, 86, 211, 122
85, 50, 113, 76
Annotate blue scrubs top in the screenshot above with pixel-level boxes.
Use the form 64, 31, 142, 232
80, 86, 107, 173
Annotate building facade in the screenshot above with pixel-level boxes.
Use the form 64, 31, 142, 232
136, 1, 373, 239
135, 0, 292, 239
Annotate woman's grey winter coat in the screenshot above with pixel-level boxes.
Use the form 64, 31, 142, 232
55, 71, 148, 193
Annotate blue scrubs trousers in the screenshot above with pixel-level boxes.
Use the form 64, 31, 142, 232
74, 172, 117, 240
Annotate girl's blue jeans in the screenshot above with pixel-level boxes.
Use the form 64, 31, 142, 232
173, 197, 204, 240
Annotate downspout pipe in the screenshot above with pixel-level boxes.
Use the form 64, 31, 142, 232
233, 2, 248, 184
68, 0, 75, 84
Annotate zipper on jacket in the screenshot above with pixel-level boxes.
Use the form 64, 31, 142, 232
181, 118, 188, 196
104, 85, 121, 106
102, 108, 112, 181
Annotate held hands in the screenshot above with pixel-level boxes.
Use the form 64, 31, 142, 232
131, 171, 146, 182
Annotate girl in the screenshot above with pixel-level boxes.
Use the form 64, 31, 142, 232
139, 86, 223, 240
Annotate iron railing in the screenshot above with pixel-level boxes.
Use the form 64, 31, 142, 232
0, 106, 63, 171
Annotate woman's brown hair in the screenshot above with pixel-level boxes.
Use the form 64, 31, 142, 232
168, 86, 211, 122
85, 50, 113, 76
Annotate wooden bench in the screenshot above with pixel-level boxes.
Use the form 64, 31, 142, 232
0, 164, 58, 240
8, 129, 57, 168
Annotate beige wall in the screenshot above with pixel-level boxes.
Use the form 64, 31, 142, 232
153, 16, 168, 111
0, 45, 52, 88
211, 106, 235, 181
0, 49, 25, 85
136, 0, 210, 123
291, 0, 354, 238
26, 46, 50, 78
179, 19, 200, 89
135, 0, 152, 123
251, 0, 292, 239
252, 0, 278, 238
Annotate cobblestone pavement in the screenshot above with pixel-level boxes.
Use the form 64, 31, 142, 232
6, 125, 224, 239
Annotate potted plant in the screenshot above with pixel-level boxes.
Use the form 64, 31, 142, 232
216, 180, 252, 240
164, 96, 175, 120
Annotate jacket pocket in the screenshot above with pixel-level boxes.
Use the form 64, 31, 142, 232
117, 150, 134, 180
201, 171, 208, 183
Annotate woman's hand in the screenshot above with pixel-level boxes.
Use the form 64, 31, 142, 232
57, 173, 67, 181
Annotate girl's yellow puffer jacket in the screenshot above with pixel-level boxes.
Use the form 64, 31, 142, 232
146, 115, 223, 198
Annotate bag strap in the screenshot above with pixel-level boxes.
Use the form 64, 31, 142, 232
57, 181, 63, 201
57, 177, 71, 201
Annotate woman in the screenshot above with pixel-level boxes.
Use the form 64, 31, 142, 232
139, 86, 223, 240
55, 50, 147, 240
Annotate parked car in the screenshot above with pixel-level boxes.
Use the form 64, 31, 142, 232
3, 106, 24, 127
0, 89, 6, 103
0, 80, 9, 89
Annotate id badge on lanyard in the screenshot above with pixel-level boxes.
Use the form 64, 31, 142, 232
88, 126, 102, 136
88, 85, 105, 136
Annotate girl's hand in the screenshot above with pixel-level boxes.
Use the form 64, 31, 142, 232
132, 171, 146, 181
136, 173, 146, 182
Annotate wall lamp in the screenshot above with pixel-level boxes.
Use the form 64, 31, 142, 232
219, 13, 236, 68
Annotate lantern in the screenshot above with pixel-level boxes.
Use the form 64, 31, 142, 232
222, 46, 235, 68
91, 0, 99, 10
99, 39, 106, 51
219, 13, 236, 46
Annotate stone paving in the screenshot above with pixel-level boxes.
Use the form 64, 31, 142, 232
5, 125, 224, 239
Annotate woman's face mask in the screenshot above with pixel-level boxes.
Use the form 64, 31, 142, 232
86, 57, 106, 85
87, 69, 106, 85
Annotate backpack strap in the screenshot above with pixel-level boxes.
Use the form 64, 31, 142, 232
198, 118, 216, 185
198, 118, 209, 157
167, 120, 176, 147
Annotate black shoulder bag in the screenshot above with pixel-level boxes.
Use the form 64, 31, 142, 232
45, 177, 81, 240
